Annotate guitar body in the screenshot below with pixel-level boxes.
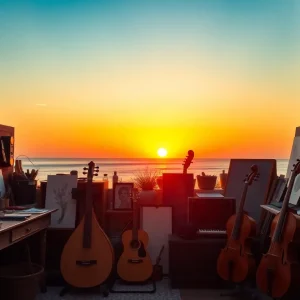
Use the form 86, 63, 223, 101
256, 212, 300, 298
117, 229, 153, 282
217, 213, 256, 282
60, 210, 114, 288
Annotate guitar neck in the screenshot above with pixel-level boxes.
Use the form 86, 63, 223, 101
132, 200, 138, 241
83, 179, 93, 248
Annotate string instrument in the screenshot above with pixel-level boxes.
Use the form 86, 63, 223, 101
117, 188, 153, 282
183, 150, 194, 174
259, 176, 287, 252
217, 164, 259, 283
256, 159, 300, 298
60, 161, 114, 288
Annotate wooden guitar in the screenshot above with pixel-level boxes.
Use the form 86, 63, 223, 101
256, 159, 300, 298
217, 165, 259, 283
60, 161, 114, 288
117, 188, 153, 282
182, 150, 194, 174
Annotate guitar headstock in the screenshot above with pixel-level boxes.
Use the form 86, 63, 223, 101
183, 150, 194, 174
244, 164, 259, 186
83, 161, 99, 182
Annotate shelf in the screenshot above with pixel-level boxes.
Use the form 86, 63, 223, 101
105, 210, 133, 215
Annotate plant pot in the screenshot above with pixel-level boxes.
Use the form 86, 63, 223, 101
0, 262, 44, 300
139, 190, 157, 205
196, 175, 217, 190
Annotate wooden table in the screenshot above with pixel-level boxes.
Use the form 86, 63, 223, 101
0, 210, 56, 292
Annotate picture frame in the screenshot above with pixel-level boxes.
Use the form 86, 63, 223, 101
113, 182, 134, 210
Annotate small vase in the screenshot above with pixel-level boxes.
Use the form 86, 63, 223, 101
219, 170, 228, 190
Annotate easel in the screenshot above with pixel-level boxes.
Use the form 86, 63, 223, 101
109, 278, 156, 294
60, 284, 109, 297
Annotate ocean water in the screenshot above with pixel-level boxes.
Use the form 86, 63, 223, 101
18, 157, 289, 188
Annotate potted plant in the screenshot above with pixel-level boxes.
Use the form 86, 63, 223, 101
132, 168, 159, 205
196, 172, 217, 190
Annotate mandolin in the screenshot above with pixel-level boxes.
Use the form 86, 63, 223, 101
60, 161, 114, 288
117, 188, 153, 282
217, 165, 259, 283
256, 159, 300, 298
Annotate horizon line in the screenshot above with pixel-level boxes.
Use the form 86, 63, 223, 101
15, 156, 290, 160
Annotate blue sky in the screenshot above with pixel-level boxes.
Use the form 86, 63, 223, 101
1, 0, 300, 158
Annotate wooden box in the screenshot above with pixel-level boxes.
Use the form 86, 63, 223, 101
162, 173, 194, 234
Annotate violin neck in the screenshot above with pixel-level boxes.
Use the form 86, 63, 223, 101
272, 174, 295, 243
231, 183, 249, 240
83, 179, 93, 248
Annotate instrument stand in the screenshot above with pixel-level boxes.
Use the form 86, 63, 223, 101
220, 261, 261, 300
220, 283, 261, 300
109, 277, 156, 294
59, 283, 109, 297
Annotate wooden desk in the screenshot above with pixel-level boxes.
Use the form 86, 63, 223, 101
0, 210, 56, 292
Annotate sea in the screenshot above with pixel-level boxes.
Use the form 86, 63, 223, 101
19, 157, 290, 189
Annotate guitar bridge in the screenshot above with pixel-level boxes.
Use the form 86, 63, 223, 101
76, 260, 97, 266
128, 259, 143, 264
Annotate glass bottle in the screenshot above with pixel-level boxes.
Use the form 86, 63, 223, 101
113, 171, 118, 184
103, 174, 108, 181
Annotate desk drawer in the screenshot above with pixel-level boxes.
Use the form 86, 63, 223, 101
11, 216, 50, 242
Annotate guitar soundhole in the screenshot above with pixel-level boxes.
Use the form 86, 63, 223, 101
76, 260, 97, 266
130, 239, 140, 249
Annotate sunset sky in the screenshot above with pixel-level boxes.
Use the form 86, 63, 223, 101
1, 0, 300, 158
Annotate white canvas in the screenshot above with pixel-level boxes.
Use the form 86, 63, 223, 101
290, 173, 300, 205
286, 136, 300, 179
140, 206, 172, 274
45, 175, 78, 228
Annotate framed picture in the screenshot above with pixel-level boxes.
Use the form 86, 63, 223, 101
113, 182, 134, 210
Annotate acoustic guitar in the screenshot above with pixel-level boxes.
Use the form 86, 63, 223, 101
60, 161, 114, 288
256, 159, 300, 298
217, 165, 259, 283
117, 188, 153, 282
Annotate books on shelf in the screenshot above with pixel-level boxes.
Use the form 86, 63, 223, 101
0, 214, 31, 221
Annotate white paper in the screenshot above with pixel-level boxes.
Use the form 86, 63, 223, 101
45, 175, 78, 228
289, 173, 300, 205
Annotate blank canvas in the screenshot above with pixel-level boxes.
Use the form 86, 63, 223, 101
224, 159, 277, 224
140, 206, 172, 274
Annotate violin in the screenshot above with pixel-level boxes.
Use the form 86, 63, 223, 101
217, 165, 259, 283
256, 159, 300, 298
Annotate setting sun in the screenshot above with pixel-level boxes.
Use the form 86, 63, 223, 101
157, 148, 168, 157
